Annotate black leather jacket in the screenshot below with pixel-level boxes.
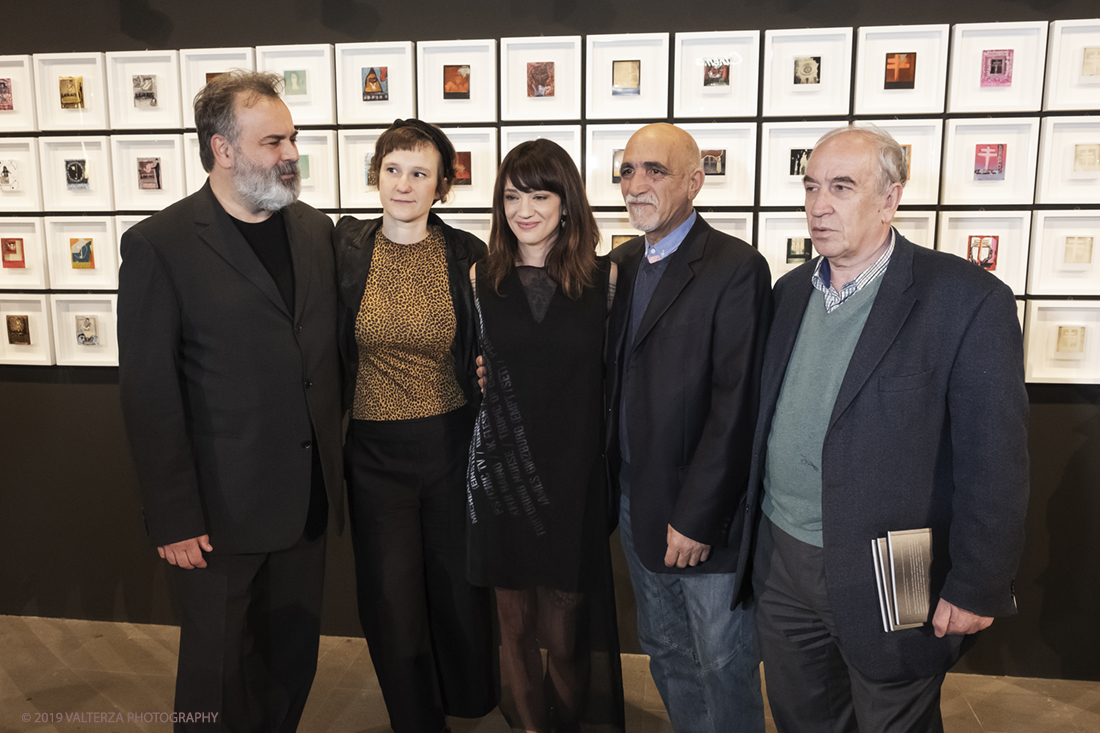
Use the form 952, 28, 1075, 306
333, 212, 487, 415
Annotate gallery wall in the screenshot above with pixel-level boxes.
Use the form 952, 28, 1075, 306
1, 0, 1099, 681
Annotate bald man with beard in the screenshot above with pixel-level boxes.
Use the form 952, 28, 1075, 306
605, 123, 773, 731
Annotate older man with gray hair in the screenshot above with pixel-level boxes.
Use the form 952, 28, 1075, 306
732, 125, 1029, 731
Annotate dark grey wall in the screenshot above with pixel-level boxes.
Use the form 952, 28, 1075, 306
2, 0, 1099, 681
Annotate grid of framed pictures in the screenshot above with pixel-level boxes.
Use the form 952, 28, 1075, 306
0, 22, 1097, 376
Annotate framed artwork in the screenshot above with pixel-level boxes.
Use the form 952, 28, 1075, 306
417, 39, 497, 124
1027, 210, 1100, 296
941, 117, 1040, 205
0, 217, 48, 290
435, 127, 497, 209
110, 134, 187, 212
677, 122, 757, 207
673, 30, 760, 119
762, 27, 853, 117
891, 211, 937, 249
937, 210, 1031, 295
256, 44, 336, 126
0, 294, 54, 365
105, 50, 184, 129
500, 125, 582, 172
698, 211, 753, 245
759, 121, 839, 206
38, 135, 114, 211
585, 33, 670, 120
437, 213, 492, 245
584, 123, 645, 207
593, 211, 644, 257
1024, 300, 1100, 384
854, 24, 949, 116
758, 212, 814, 284
337, 128, 384, 209
33, 52, 109, 131
180, 47, 256, 129
335, 41, 415, 124
181, 132, 206, 196
44, 216, 118, 290
1044, 19, 1100, 111
50, 293, 119, 367
0, 55, 39, 131
115, 214, 149, 264
1036, 115, 1100, 204
294, 129, 339, 210
947, 21, 1048, 113
854, 119, 943, 205
500, 36, 582, 121
0, 137, 44, 212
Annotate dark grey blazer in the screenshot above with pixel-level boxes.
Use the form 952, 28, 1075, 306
606, 213, 773, 574
733, 231, 1030, 682
118, 182, 344, 555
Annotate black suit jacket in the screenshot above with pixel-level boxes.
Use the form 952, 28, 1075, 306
118, 182, 344, 555
733, 232, 1029, 682
607, 213, 773, 574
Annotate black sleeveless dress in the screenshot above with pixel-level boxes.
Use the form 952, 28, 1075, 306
467, 257, 625, 731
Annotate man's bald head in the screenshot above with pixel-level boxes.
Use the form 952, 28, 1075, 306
620, 123, 706, 244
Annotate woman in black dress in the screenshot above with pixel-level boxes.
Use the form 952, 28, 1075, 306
467, 139, 625, 732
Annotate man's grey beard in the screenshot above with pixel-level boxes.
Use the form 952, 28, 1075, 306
232, 151, 300, 211
625, 193, 659, 232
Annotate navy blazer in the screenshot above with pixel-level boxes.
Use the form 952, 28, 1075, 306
607, 213, 773, 574
118, 182, 344, 554
733, 231, 1029, 682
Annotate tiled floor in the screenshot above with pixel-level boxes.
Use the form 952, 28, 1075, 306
2, 615, 1098, 732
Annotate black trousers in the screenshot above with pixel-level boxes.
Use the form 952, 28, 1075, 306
753, 517, 946, 733
346, 407, 496, 733
167, 531, 326, 733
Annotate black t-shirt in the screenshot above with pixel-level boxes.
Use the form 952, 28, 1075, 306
231, 210, 295, 313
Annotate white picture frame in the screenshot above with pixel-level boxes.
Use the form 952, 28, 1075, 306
941, 117, 1040, 205
337, 128, 384, 210
677, 122, 757, 207
0, 217, 48, 290
0, 137, 44, 212
1027, 210, 1100, 296
759, 121, 838, 206
436, 127, 497, 209
1, 293, 54, 365
1024, 300, 1100, 384
295, 129, 339, 210
947, 21, 1048, 114
673, 30, 761, 119
33, 52, 109, 131
762, 27, 853, 118
105, 50, 184, 130
854, 118, 943, 205
584, 123, 645, 207
1044, 19, 1100, 111
257, 44, 336, 126
417, 39, 497, 124
0, 55, 39, 132
115, 214, 150, 265
1036, 115, 1100, 204
44, 216, 119, 290
437, 212, 492, 244
698, 211, 754, 245
50, 293, 119, 367
585, 33, 670, 121
594, 211, 643, 257
182, 132, 205, 196
38, 135, 114, 212
501, 125, 582, 172
110, 134, 187, 212
758, 211, 813, 284
500, 36, 582, 121
334, 41, 416, 125
180, 47, 256, 129
854, 24, 949, 116
892, 211, 937, 249
936, 210, 1031, 295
